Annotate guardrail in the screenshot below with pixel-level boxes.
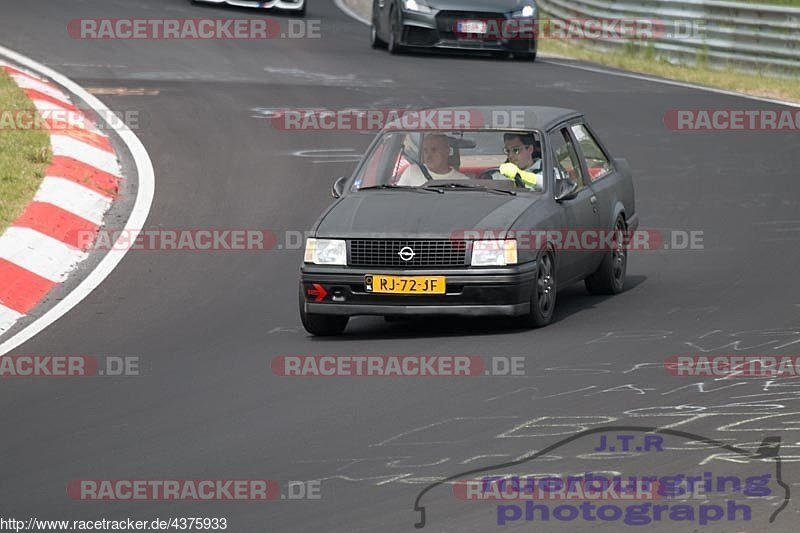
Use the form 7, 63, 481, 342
535, 0, 800, 76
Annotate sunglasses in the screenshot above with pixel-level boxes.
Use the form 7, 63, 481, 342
503, 145, 528, 155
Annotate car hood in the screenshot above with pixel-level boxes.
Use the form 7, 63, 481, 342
425, 0, 530, 12
315, 191, 537, 239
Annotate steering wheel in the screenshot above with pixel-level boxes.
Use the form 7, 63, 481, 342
477, 167, 501, 180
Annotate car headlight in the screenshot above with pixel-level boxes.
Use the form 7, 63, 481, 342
471, 240, 518, 266
512, 5, 536, 17
403, 0, 432, 13
304, 238, 347, 265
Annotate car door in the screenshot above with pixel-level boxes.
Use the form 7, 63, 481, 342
568, 122, 619, 235
548, 126, 601, 285
570, 121, 633, 264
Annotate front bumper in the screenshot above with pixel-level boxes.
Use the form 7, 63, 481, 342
300, 262, 537, 317
193, 0, 303, 9
399, 9, 537, 53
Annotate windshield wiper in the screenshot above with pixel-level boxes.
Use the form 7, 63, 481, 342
358, 184, 443, 193
422, 183, 517, 196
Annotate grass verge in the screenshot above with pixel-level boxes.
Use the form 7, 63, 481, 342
343, 0, 800, 104
537, 38, 800, 103
741, 0, 800, 6
0, 69, 51, 234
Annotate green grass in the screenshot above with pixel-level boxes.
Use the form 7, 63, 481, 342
0, 69, 51, 234
740, 0, 800, 6
538, 38, 800, 103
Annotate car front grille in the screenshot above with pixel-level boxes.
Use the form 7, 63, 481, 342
435, 11, 507, 40
349, 239, 468, 268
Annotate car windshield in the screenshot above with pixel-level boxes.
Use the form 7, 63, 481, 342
351, 130, 544, 193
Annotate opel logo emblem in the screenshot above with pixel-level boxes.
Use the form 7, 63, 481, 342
398, 246, 415, 261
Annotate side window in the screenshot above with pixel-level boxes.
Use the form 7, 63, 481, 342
549, 128, 585, 188
570, 124, 611, 182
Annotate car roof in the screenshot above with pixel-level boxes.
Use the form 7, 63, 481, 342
382, 106, 582, 132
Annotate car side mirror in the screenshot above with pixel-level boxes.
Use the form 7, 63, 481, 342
332, 176, 347, 198
554, 179, 578, 202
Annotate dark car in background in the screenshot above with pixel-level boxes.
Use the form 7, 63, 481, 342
298, 107, 637, 336
371, 0, 538, 59
191, 0, 306, 16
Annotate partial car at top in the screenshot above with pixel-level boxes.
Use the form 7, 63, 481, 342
371, 0, 537, 59
191, 0, 306, 16
298, 106, 638, 336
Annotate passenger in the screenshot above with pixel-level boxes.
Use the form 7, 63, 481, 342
495, 132, 543, 190
397, 133, 469, 186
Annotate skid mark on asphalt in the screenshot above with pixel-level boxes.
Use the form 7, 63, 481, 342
263, 66, 393, 87
86, 87, 160, 96
756, 220, 800, 241
48, 63, 128, 69
268, 326, 299, 334
292, 148, 362, 163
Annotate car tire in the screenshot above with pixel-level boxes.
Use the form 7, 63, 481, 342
585, 216, 627, 295
387, 6, 403, 54
519, 250, 556, 328
299, 286, 349, 336
371, 24, 386, 48
371, 3, 386, 48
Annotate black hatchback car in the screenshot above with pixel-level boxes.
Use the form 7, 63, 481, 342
299, 107, 637, 335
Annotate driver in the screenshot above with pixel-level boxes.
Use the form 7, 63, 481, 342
396, 134, 469, 186
494, 132, 543, 190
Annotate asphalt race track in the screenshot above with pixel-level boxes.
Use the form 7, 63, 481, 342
1, 1, 800, 531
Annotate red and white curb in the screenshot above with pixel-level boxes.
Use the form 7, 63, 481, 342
0, 45, 154, 355
0, 61, 122, 334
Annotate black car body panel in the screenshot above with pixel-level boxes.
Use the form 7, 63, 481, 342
315, 193, 535, 239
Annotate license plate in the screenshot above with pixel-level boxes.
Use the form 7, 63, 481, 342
365, 275, 446, 295
457, 20, 488, 34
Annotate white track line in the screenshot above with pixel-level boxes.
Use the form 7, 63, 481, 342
9, 73, 72, 104
30, 102, 102, 135
0, 61, 47, 81
50, 135, 119, 174
333, 0, 800, 109
0, 45, 155, 355
0, 304, 24, 335
31, 98, 74, 114
34, 177, 112, 225
334, 0, 370, 25
0, 227, 87, 283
